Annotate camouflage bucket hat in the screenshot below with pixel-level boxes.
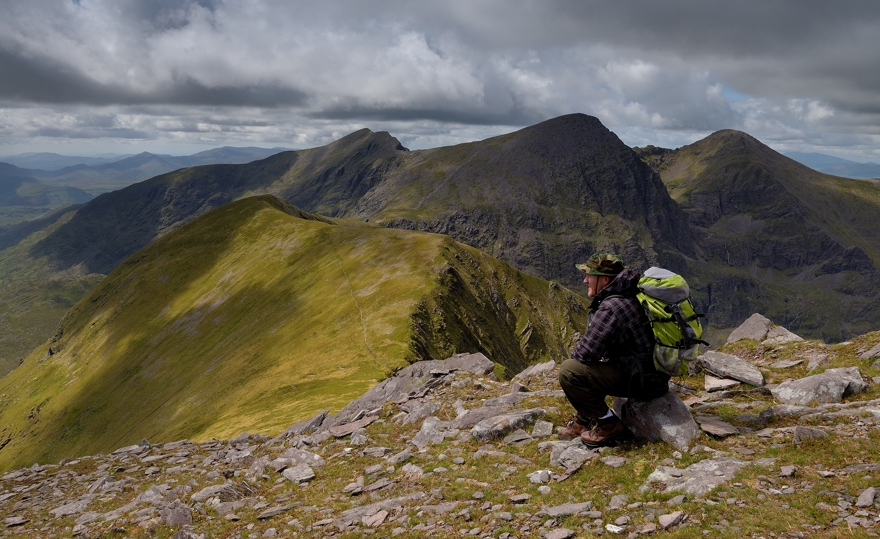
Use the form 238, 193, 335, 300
575, 253, 625, 276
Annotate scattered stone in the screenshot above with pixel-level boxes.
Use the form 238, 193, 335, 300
545, 529, 575, 539
513, 360, 556, 382
771, 359, 803, 369
4, 517, 28, 527
613, 392, 700, 452
509, 494, 531, 504
667, 494, 687, 506
542, 501, 592, 517
470, 408, 546, 442
601, 455, 628, 468
362, 510, 388, 527
50, 497, 93, 518
410, 416, 458, 450
257, 504, 297, 520
641, 457, 775, 496
529, 470, 552, 484
856, 487, 877, 508
328, 415, 380, 438
860, 343, 880, 360
282, 465, 316, 483
606, 494, 628, 511
698, 351, 765, 386
779, 465, 797, 477
553, 442, 597, 470
726, 313, 773, 343
792, 426, 828, 444
159, 500, 193, 526
531, 420, 554, 439
762, 326, 803, 346
704, 375, 740, 392
503, 429, 533, 446
350, 428, 368, 446
658, 511, 684, 529
772, 367, 868, 405
695, 415, 739, 438
605, 523, 625, 534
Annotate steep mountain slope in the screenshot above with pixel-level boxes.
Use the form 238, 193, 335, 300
637, 131, 880, 340
0, 195, 590, 469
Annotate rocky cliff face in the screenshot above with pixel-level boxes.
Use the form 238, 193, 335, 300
637, 130, 880, 340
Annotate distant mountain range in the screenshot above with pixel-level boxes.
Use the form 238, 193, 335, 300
0, 146, 291, 196
784, 151, 880, 179
2, 114, 880, 378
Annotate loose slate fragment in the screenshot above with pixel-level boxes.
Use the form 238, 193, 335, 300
695, 415, 739, 438
704, 375, 740, 392
698, 351, 764, 386
328, 415, 379, 438
770, 360, 803, 369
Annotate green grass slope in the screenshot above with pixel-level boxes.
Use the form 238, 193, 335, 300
0, 195, 589, 471
637, 131, 880, 341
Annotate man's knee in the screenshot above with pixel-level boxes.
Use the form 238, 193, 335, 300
558, 357, 580, 390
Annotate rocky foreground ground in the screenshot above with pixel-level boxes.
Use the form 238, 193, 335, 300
3, 314, 880, 538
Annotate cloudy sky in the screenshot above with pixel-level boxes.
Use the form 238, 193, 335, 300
2, 0, 880, 160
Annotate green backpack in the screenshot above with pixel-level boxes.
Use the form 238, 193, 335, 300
637, 267, 708, 377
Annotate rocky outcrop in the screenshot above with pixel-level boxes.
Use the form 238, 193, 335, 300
613, 393, 701, 452
698, 351, 764, 386
771, 367, 868, 405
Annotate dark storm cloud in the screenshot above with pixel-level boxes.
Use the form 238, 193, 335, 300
1, 0, 879, 157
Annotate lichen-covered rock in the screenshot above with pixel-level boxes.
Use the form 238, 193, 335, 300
771, 367, 868, 405
641, 457, 775, 495
613, 393, 700, 452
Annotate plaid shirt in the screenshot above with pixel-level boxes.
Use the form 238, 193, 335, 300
571, 269, 655, 364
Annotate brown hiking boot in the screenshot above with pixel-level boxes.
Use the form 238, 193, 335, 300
558, 417, 591, 438
580, 414, 627, 447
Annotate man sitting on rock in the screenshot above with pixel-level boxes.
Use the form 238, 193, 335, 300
558, 253, 669, 446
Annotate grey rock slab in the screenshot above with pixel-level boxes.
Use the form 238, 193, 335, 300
401, 401, 440, 425
552, 442, 598, 470
762, 326, 803, 346
410, 416, 458, 450
544, 529, 576, 539
860, 343, 880, 360
531, 420, 554, 439
770, 359, 803, 369
502, 429, 533, 446
4, 516, 28, 527
50, 497, 93, 518
792, 426, 828, 444
698, 351, 764, 386
600, 456, 628, 468
328, 415, 379, 438
779, 465, 797, 477
350, 428, 368, 446
257, 504, 298, 520
658, 511, 684, 529
771, 367, 868, 405
542, 501, 593, 517
856, 487, 877, 507
190, 484, 229, 502
695, 415, 739, 438
323, 353, 492, 429
640, 456, 776, 496
606, 494, 628, 511
613, 392, 700, 452
337, 492, 427, 527
470, 408, 546, 442
159, 500, 192, 526
727, 313, 773, 343
282, 464, 315, 483
704, 375, 741, 392
386, 448, 413, 465
512, 360, 557, 382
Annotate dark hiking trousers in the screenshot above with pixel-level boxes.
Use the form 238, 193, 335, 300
558, 357, 669, 423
